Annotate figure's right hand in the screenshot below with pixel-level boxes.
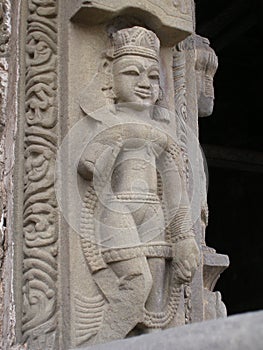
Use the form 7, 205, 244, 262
172, 237, 200, 284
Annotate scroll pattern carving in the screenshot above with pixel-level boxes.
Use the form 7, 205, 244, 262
173, 38, 194, 324
22, 0, 58, 348
172, 41, 188, 184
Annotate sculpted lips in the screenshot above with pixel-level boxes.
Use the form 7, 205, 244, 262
134, 88, 152, 98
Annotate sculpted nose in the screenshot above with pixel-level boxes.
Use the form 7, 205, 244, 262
138, 74, 150, 89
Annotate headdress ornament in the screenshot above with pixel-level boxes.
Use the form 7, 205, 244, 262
195, 35, 218, 76
112, 26, 160, 61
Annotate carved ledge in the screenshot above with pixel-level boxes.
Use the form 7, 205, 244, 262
203, 251, 229, 291
70, 0, 194, 46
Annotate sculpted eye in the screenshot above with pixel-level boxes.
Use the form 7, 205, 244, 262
125, 70, 140, 76
148, 71, 160, 80
120, 67, 140, 76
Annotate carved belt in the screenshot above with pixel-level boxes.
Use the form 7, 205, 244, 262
101, 242, 173, 263
110, 192, 160, 203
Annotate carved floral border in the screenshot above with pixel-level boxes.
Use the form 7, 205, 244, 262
22, 0, 58, 349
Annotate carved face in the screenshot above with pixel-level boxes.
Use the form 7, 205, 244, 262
112, 55, 160, 108
195, 40, 218, 118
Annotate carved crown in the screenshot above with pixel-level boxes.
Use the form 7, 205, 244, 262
112, 26, 160, 61
195, 35, 218, 77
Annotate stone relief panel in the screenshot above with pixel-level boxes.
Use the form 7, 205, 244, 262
193, 34, 219, 247
172, 35, 198, 324
171, 33, 229, 323
22, 0, 58, 349
193, 34, 229, 320
7, 1, 229, 348
60, 25, 201, 347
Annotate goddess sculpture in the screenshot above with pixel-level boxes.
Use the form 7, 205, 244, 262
77, 26, 200, 344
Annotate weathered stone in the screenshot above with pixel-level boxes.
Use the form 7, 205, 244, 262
0, 1, 229, 349
0, 1, 20, 349
70, 0, 194, 46
193, 33, 229, 320
195, 34, 218, 118
67, 25, 200, 346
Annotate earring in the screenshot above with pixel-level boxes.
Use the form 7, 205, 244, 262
158, 86, 164, 101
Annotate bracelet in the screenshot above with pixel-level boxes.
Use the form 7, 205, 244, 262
173, 233, 195, 243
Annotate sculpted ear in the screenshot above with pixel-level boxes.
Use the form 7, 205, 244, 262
99, 57, 112, 74
158, 85, 164, 101
99, 57, 116, 101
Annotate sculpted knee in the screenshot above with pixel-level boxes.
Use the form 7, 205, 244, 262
112, 258, 153, 303
120, 263, 153, 306
142, 266, 153, 301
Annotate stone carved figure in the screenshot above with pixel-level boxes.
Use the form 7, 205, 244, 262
77, 26, 200, 345
195, 35, 218, 119
194, 34, 218, 247
194, 35, 228, 320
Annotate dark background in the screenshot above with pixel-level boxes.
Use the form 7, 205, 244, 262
195, 0, 263, 315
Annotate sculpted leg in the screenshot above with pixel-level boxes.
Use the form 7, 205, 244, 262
93, 257, 152, 344
145, 257, 166, 314
94, 198, 154, 342
139, 204, 167, 326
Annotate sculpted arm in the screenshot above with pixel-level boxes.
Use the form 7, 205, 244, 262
78, 129, 123, 182
159, 143, 200, 283
78, 141, 109, 181
77, 133, 125, 298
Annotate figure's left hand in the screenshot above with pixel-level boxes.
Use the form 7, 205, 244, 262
172, 237, 201, 284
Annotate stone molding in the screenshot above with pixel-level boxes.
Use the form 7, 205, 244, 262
0, 0, 11, 345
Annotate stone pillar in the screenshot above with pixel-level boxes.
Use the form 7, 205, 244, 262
0, 1, 229, 349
